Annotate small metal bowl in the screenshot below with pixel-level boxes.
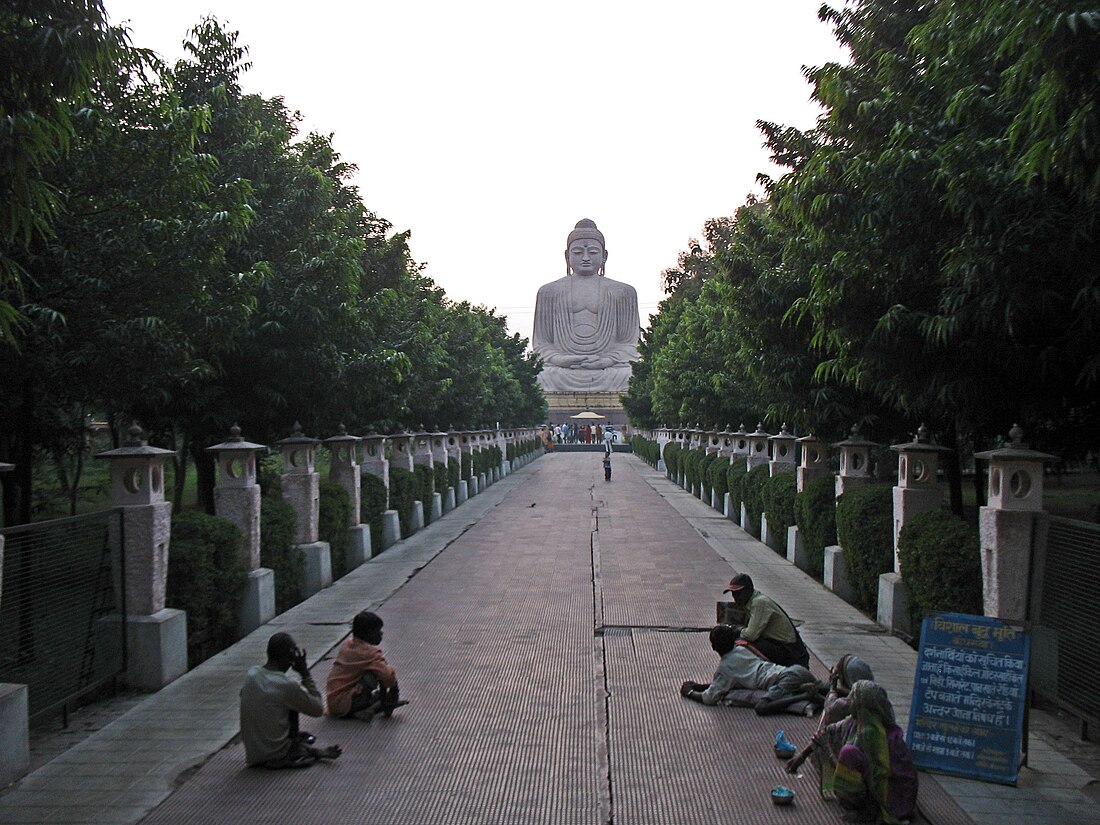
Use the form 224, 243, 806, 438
774, 744, 796, 760
771, 785, 795, 806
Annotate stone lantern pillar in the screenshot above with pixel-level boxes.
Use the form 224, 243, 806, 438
276, 423, 331, 596
433, 430, 456, 514
96, 424, 186, 691
476, 430, 491, 491
389, 431, 423, 532
496, 428, 509, 478
785, 433, 831, 573
460, 432, 478, 497
705, 429, 722, 456
324, 425, 371, 569
360, 432, 400, 552
974, 426, 1056, 622
206, 425, 273, 634
413, 430, 441, 523
879, 425, 953, 634
730, 424, 750, 466
833, 425, 877, 497
446, 431, 466, 505
768, 424, 797, 477
796, 433, 830, 492
746, 423, 771, 469
825, 426, 878, 606
655, 427, 670, 472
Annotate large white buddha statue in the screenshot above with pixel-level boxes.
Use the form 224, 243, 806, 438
532, 219, 641, 392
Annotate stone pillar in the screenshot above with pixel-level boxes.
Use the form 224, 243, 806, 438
277, 423, 330, 595
730, 424, 750, 469
788, 433, 830, 571
96, 424, 186, 691
361, 432, 398, 553
746, 423, 770, 470
833, 424, 877, 498
974, 426, 1056, 622
410, 430, 441, 523
206, 425, 273, 635
496, 428, 509, 477
325, 425, 370, 570
656, 428, 671, 472
768, 423, 797, 477
446, 431, 466, 504
460, 432, 477, 496
879, 425, 952, 634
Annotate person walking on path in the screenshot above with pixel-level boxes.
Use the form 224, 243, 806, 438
679, 625, 826, 715
724, 573, 810, 668
239, 632, 342, 769
325, 610, 404, 722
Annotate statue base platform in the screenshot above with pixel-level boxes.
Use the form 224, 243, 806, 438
545, 391, 629, 427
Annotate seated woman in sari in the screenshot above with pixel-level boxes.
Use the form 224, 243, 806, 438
787, 680, 918, 824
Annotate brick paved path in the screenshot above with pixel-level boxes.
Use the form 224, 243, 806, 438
140, 453, 845, 824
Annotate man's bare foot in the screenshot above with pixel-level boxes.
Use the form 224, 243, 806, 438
314, 745, 342, 761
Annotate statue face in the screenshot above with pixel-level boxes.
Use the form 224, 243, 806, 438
566, 239, 607, 276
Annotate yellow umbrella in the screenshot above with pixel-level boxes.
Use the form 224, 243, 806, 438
570, 411, 606, 420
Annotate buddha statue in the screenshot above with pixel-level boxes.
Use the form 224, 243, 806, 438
532, 219, 641, 392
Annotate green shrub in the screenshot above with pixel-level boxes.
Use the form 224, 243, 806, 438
684, 446, 707, 492
699, 452, 720, 500
835, 484, 894, 613
448, 459, 460, 492
727, 461, 748, 515
167, 511, 247, 667
461, 452, 473, 480
414, 464, 435, 524
707, 455, 729, 502
506, 442, 516, 461
762, 470, 798, 550
434, 461, 449, 495
473, 448, 488, 477
318, 481, 351, 580
898, 510, 982, 625
360, 472, 387, 554
794, 474, 837, 578
741, 463, 771, 538
663, 442, 682, 479
389, 466, 416, 537
260, 495, 303, 614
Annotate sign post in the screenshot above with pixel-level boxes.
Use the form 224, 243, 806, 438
907, 612, 1029, 785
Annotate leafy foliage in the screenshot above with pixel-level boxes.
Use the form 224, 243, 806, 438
318, 480, 351, 579
360, 472, 387, 554
388, 466, 415, 538
167, 510, 246, 666
762, 471, 798, 550
260, 494, 303, 614
794, 474, 838, 578
898, 509, 983, 625
834, 484, 894, 613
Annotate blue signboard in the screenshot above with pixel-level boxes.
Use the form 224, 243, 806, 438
907, 612, 1029, 785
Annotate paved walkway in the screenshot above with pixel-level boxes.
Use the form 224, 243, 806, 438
1, 453, 1096, 824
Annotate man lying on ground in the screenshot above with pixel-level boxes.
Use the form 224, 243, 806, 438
240, 632, 342, 768
679, 624, 827, 715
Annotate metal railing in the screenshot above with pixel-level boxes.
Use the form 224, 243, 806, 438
0, 509, 126, 723
1029, 514, 1100, 732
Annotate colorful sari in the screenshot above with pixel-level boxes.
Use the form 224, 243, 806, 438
813, 680, 918, 824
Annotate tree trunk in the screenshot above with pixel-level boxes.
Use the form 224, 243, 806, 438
173, 429, 189, 511
943, 421, 964, 518
191, 440, 217, 515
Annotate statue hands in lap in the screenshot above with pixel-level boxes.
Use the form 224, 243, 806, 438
532, 219, 641, 392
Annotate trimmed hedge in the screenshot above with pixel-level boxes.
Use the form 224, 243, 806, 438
260, 494, 304, 615
167, 511, 247, 667
663, 442, 682, 480
683, 446, 707, 492
898, 510, 983, 625
632, 435, 661, 466
461, 452, 473, 481
434, 461, 449, 495
448, 459, 460, 492
741, 463, 771, 538
762, 470, 797, 550
726, 462, 748, 517
318, 480, 351, 580
707, 455, 729, 504
389, 466, 416, 538
699, 452, 720, 501
360, 472, 387, 554
794, 474, 837, 578
835, 484, 894, 613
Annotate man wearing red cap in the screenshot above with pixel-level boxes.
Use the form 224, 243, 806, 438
723, 573, 809, 668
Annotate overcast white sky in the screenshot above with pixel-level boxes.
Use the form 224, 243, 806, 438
104, 1, 848, 343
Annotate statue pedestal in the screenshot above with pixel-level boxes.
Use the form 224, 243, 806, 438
544, 391, 630, 428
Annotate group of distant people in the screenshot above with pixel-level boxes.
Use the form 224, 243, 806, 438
239, 610, 402, 770
551, 422, 619, 445
679, 573, 918, 824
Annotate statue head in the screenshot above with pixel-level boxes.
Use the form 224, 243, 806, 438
565, 218, 608, 277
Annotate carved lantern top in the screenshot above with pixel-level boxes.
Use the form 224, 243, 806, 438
769, 423, 797, 464
206, 424, 267, 488
276, 422, 320, 475
96, 423, 174, 505
890, 424, 952, 488
974, 425, 1057, 511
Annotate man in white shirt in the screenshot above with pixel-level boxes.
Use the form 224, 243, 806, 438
240, 632, 342, 768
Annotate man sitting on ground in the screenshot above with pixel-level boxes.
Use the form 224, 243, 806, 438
680, 625, 826, 715
723, 573, 810, 668
326, 610, 405, 721
240, 632, 342, 768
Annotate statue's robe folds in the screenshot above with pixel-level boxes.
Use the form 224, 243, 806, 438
532, 275, 641, 392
